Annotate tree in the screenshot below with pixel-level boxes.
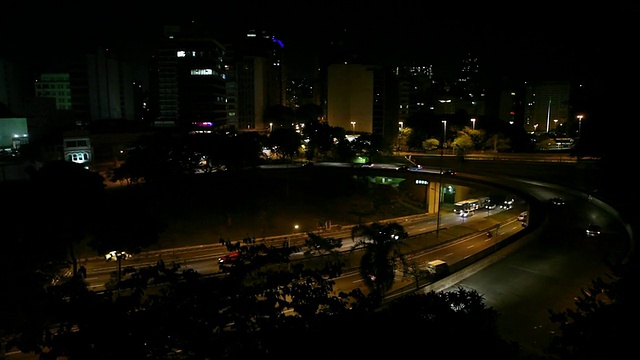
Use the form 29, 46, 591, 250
422, 138, 439, 151
351, 132, 388, 161
26, 160, 106, 275
88, 190, 166, 257
267, 127, 302, 161
351, 222, 409, 300
295, 103, 323, 124
485, 134, 512, 153
402, 261, 431, 290
546, 256, 638, 359
264, 104, 295, 129
110, 132, 194, 184
302, 232, 342, 256
397, 127, 411, 151
301, 120, 336, 161
452, 132, 474, 159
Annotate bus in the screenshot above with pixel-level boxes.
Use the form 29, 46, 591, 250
453, 199, 480, 214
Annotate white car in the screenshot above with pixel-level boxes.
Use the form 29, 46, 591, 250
586, 224, 602, 237
460, 210, 474, 218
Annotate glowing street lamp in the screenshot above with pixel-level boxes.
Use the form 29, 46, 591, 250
470, 118, 476, 130
576, 114, 584, 137
436, 120, 447, 239
350, 121, 356, 135
105, 250, 131, 296
442, 120, 447, 150
269, 122, 273, 132
553, 119, 558, 130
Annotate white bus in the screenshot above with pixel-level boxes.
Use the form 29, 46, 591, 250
453, 199, 480, 214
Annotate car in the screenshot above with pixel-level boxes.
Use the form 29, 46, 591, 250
442, 169, 457, 175
500, 199, 514, 210
586, 224, 602, 237
550, 197, 565, 206
218, 252, 240, 264
483, 200, 497, 210
459, 210, 474, 218
517, 211, 528, 221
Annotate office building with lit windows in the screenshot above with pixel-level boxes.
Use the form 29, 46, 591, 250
150, 24, 228, 131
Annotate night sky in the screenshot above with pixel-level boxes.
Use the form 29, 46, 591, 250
1, 1, 634, 85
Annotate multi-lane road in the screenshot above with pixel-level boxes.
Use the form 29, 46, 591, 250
429, 170, 631, 357
5, 158, 632, 359
78, 200, 526, 293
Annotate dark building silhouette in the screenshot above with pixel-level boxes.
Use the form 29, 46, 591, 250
149, 23, 227, 131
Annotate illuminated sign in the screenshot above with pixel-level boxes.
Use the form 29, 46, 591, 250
191, 69, 213, 76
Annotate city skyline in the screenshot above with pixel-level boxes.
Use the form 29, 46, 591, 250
2, 2, 631, 84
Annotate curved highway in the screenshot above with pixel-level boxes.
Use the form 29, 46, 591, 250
424, 168, 631, 357
5, 157, 631, 359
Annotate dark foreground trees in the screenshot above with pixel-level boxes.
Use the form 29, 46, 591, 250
0, 251, 523, 359
2, 213, 636, 360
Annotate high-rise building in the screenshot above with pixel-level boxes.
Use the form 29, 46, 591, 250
393, 65, 434, 123
224, 29, 286, 132
35, 73, 72, 111
523, 81, 571, 134
69, 48, 137, 125
150, 24, 227, 131
326, 63, 397, 142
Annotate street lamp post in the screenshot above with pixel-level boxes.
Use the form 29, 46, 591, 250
350, 121, 356, 135
269, 122, 273, 132
442, 120, 447, 153
553, 119, 558, 130
105, 250, 130, 296
397, 121, 404, 153
436, 120, 447, 239
287, 224, 299, 272
288, 224, 299, 248
577, 114, 584, 137
471, 118, 476, 130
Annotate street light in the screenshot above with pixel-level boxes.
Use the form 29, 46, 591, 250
437, 120, 447, 239
577, 114, 584, 137
442, 120, 447, 152
105, 250, 131, 296
350, 121, 356, 135
553, 119, 558, 130
470, 118, 476, 130
287, 224, 299, 248
269, 122, 273, 132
